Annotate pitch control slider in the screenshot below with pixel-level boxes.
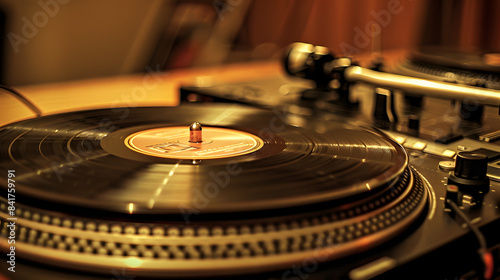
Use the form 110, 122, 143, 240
344, 66, 500, 107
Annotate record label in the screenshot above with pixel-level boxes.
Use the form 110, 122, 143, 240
125, 126, 264, 159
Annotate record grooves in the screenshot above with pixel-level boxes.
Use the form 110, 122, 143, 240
0, 104, 407, 215
0, 104, 428, 277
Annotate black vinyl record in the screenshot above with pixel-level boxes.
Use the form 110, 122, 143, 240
0, 103, 407, 216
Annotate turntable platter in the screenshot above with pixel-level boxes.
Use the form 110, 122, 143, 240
395, 47, 500, 89
0, 104, 407, 215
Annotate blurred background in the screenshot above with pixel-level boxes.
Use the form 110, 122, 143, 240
0, 0, 499, 86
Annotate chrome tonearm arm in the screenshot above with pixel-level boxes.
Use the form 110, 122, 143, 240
343, 66, 500, 107
284, 42, 500, 107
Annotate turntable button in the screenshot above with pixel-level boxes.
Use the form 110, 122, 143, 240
394, 136, 406, 145
457, 145, 468, 151
462, 194, 477, 206
439, 160, 455, 171
445, 185, 459, 209
441, 149, 456, 158
412, 141, 427, 151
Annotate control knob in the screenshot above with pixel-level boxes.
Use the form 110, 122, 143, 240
447, 152, 490, 195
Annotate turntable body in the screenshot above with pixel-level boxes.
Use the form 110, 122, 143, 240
1, 52, 500, 280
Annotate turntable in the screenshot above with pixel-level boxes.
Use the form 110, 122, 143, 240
2, 66, 500, 279
0, 102, 430, 278
1, 16, 500, 280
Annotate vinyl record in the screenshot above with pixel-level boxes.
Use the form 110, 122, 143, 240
0, 103, 407, 216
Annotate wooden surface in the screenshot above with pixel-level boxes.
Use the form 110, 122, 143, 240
0, 50, 407, 127
0, 61, 281, 126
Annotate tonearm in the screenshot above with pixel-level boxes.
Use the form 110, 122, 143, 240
284, 42, 500, 108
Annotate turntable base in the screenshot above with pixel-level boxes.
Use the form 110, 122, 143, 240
0, 104, 428, 278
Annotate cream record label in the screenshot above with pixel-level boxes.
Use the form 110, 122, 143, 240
125, 126, 264, 159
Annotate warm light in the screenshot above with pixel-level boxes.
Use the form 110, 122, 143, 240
148, 199, 155, 209
128, 203, 134, 214
124, 257, 143, 268
155, 187, 163, 196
